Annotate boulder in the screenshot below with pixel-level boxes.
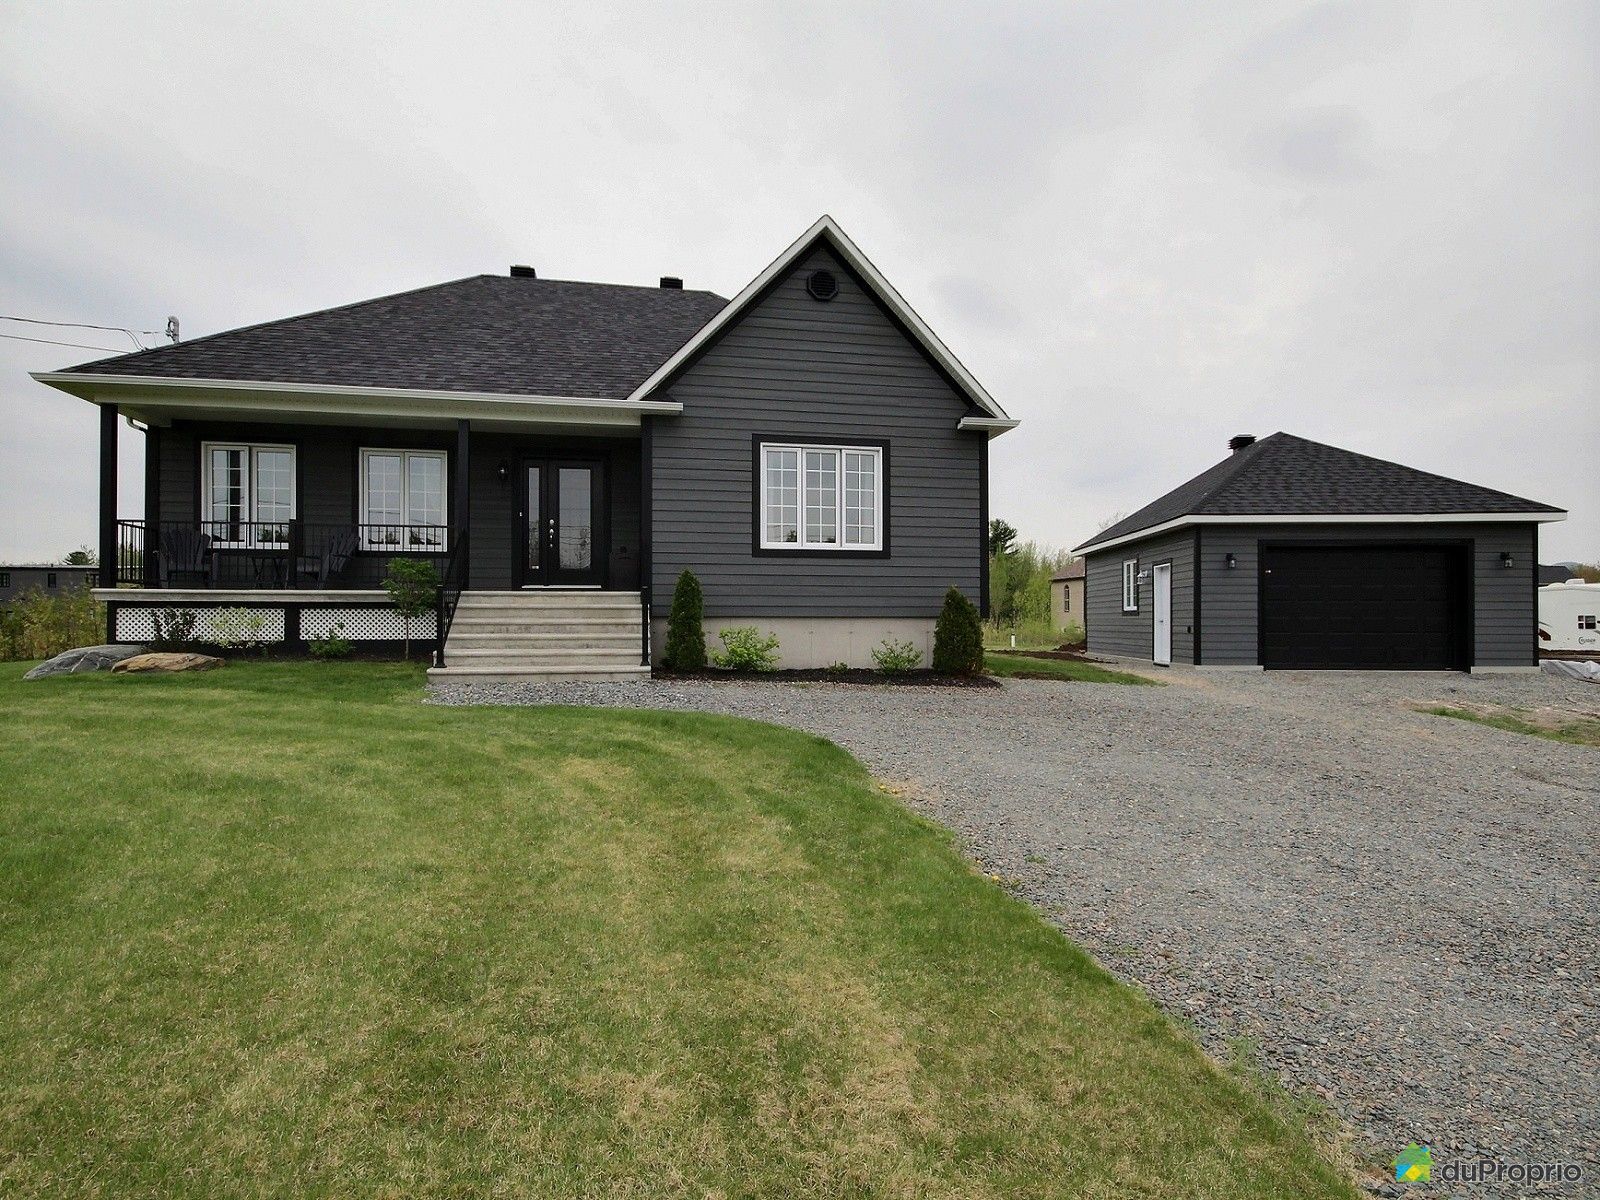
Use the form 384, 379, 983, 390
111, 652, 226, 674
24, 644, 146, 680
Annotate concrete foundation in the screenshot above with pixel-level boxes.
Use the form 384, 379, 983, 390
652, 617, 938, 670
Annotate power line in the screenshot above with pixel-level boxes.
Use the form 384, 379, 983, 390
1, 314, 156, 349
0, 332, 127, 353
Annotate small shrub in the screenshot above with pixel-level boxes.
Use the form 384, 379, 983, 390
383, 559, 440, 660
308, 622, 353, 659
871, 638, 922, 675
211, 607, 269, 653
663, 570, 707, 671
824, 661, 850, 676
1058, 619, 1086, 647
932, 587, 983, 675
151, 608, 198, 649
712, 627, 780, 672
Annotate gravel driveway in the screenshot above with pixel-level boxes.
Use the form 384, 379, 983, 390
431, 668, 1599, 1195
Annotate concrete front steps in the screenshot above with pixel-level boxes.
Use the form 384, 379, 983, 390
426, 590, 651, 684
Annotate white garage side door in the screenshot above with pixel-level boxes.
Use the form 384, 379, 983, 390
1153, 563, 1172, 666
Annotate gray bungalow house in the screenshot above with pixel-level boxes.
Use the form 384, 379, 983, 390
1074, 433, 1565, 672
34, 217, 1017, 680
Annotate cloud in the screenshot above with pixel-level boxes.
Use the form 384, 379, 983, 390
0, 0, 1594, 565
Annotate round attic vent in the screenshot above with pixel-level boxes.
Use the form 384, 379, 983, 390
806, 269, 840, 301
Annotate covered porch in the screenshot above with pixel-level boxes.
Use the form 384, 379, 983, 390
44, 373, 673, 659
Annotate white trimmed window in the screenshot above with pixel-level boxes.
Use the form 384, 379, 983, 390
359, 449, 448, 550
1122, 559, 1138, 612
202, 442, 296, 546
759, 442, 882, 550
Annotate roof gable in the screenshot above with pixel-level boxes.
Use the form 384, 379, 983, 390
1077, 432, 1565, 552
627, 215, 1012, 423
51, 275, 728, 400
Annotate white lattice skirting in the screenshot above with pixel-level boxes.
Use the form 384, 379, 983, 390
113, 604, 435, 643
300, 608, 436, 640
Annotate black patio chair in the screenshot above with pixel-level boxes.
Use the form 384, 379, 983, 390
157, 528, 216, 587
296, 529, 359, 587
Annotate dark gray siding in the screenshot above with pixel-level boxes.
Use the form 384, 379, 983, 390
1084, 529, 1196, 663
649, 246, 984, 617
151, 420, 640, 591
1199, 523, 1539, 668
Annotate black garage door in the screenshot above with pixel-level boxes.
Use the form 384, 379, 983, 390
1260, 544, 1468, 670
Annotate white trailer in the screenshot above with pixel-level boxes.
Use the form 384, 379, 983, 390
1539, 581, 1600, 654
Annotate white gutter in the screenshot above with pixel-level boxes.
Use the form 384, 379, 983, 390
31, 372, 681, 426
1076, 510, 1569, 554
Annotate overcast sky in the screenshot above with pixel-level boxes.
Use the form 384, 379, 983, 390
2, 0, 1595, 563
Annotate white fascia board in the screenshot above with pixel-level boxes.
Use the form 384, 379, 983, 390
625, 215, 1013, 422
957, 415, 1020, 437
1075, 510, 1569, 554
31, 372, 681, 426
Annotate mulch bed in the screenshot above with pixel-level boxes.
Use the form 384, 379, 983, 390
655, 668, 1000, 688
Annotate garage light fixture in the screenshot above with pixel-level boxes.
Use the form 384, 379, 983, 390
496, 460, 510, 485
1224, 552, 1237, 569
1501, 552, 1514, 569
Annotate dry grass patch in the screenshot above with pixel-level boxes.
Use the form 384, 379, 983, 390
1415, 699, 1600, 747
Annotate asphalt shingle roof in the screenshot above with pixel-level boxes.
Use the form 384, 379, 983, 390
59, 275, 729, 399
1077, 433, 1563, 551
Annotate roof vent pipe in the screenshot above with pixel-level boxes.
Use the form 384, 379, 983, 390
510, 265, 536, 278
1229, 434, 1257, 453
659, 276, 683, 289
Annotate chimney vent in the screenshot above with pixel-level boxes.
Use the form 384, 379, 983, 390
1228, 434, 1257, 453
659, 276, 683, 289
509, 265, 536, 279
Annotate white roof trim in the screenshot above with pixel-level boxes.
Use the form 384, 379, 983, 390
31, 372, 680, 428
625, 214, 1012, 422
957, 415, 1020, 437
1077, 510, 1569, 554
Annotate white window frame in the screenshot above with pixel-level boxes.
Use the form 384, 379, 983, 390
358, 448, 449, 552
758, 441, 884, 551
1122, 559, 1138, 612
201, 441, 297, 548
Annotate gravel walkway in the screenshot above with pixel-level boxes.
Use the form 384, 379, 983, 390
431, 668, 1599, 1195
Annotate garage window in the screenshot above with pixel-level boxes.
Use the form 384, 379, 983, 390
1582, 615, 1597, 631
1122, 560, 1138, 612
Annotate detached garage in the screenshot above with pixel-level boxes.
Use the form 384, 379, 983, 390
1075, 433, 1567, 672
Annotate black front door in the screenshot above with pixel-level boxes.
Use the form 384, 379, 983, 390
520, 460, 605, 586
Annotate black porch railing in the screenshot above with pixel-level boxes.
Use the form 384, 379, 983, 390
112, 519, 458, 590
432, 530, 469, 668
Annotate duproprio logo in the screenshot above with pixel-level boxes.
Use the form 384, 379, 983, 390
1394, 1143, 1432, 1182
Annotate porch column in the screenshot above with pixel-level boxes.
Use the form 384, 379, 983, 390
455, 419, 470, 587
99, 402, 118, 589
142, 424, 160, 586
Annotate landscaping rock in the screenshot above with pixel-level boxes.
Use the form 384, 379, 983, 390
110, 652, 225, 674
23, 644, 145, 680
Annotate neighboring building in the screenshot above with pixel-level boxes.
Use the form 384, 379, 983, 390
1538, 581, 1600, 655
32, 216, 1017, 678
1049, 560, 1085, 631
1073, 433, 1565, 672
0, 564, 98, 604
1539, 563, 1580, 586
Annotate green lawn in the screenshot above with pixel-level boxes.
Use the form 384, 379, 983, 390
0, 662, 1351, 1198
986, 652, 1161, 686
